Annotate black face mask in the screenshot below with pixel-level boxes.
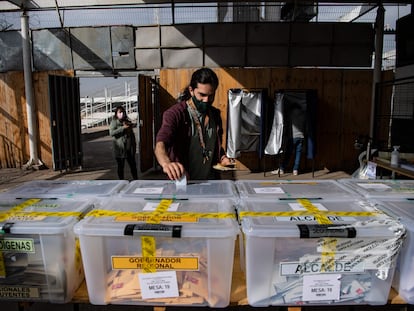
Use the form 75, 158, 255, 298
192, 96, 211, 114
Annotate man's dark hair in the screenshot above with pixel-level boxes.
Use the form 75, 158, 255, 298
179, 68, 219, 101
190, 67, 219, 90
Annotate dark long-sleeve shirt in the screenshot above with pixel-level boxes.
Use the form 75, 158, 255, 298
155, 100, 226, 175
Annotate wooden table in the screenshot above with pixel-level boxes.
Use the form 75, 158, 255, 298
373, 157, 414, 179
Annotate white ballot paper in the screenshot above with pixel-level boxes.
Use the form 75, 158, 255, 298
175, 175, 187, 191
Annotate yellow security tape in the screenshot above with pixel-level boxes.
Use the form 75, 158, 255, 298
259, 182, 319, 186
84, 204, 236, 273
86, 210, 236, 220
0, 199, 84, 222
147, 199, 173, 224
126, 199, 236, 273
141, 236, 157, 273
5, 211, 83, 219
142, 199, 172, 273
9, 199, 42, 212
238, 210, 379, 218
297, 199, 331, 224
239, 199, 380, 273
75, 239, 82, 275
0, 198, 42, 222
297, 199, 334, 269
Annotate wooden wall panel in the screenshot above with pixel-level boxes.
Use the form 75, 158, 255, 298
0, 70, 73, 169
34, 71, 53, 168
0, 67, 380, 174
0, 72, 26, 168
341, 70, 373, 169
317, 70, 344, 170
159, 67, 375, 173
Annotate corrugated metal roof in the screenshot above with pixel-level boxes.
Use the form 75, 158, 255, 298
1, 2, 410, 30
0, 2, 411, 69
1, 0, 412, 12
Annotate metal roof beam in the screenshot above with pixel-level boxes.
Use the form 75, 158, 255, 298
1, 0, 412, 12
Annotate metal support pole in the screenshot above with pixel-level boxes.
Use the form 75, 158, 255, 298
125, 81, 128, 113
91, 97, 94, 125
21, 11, 42, 169
105, 87, 109, 125
109, 90, 113, 119
369, 4, 385, 140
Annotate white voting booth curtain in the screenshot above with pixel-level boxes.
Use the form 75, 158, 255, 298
226, 89, 316, 164
265, 90, 317, 159
264, 92, 285, 155
226, 89, 263, 159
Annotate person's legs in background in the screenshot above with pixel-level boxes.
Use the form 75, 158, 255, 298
280, 138, 294, 173
126, 154, 138, 180
292, 137, 304, 175
272, 138, 293, 175
116, 158, 125, 179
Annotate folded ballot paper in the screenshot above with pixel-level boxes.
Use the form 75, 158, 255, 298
175, 174, 187, 191
105, 245, 216, 305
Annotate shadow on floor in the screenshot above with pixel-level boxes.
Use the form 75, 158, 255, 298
0, 129, 351, 194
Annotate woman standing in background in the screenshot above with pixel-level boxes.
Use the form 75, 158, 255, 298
109, 106, 138, 180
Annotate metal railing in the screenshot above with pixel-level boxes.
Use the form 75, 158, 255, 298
81, 99, 138, 129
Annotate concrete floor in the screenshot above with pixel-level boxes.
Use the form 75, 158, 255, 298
0, 128, 351, 193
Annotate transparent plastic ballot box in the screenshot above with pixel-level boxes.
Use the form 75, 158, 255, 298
73, 197, 239, 307
235, 179, 358, 200
1, 180, 128, 200
238, 198, 405, 307
120, 180, 238, 201
0, 197, 93, 303
373, 198, 414, 304
339, 179, 414, 199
